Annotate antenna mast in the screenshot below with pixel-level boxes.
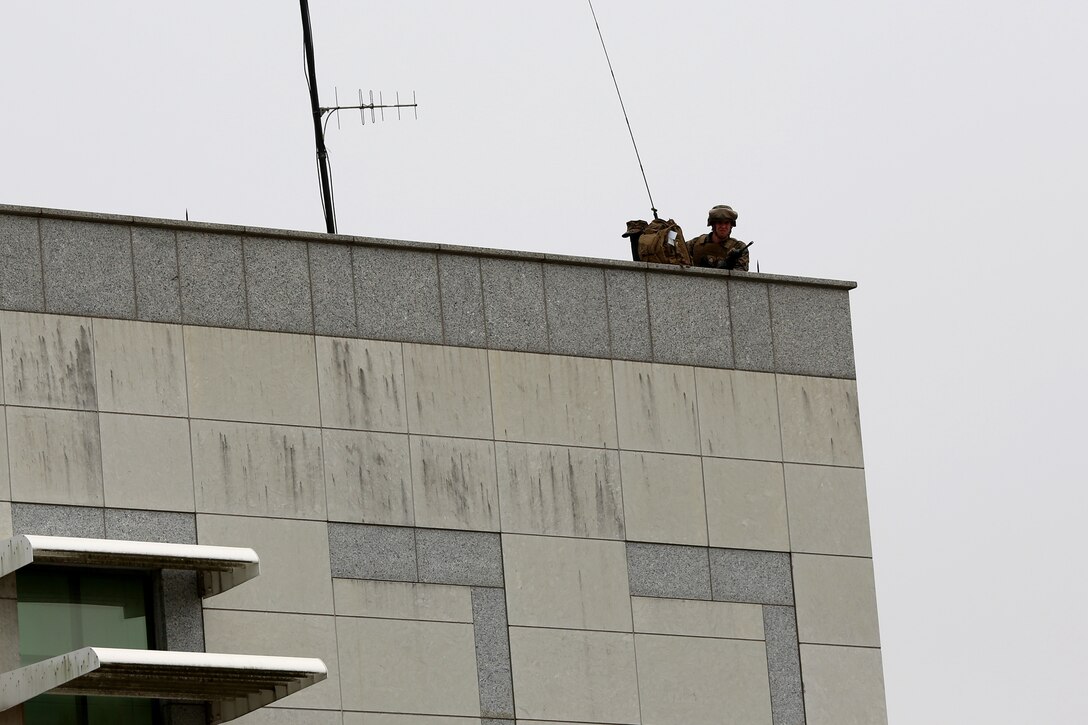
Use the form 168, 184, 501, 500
299, 0, 419, 234
300, 0, 335, 234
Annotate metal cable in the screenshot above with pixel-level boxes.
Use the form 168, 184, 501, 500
588, 0, 658, 220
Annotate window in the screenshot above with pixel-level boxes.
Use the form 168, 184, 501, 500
16, 566, 158, 725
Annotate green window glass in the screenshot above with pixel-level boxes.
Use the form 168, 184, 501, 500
16, 566, 158, 725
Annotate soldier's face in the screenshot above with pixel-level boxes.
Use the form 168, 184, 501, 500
712, 221, 734, 239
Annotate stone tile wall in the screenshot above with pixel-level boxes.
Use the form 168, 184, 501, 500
0, 206, 885, 725
0, 310, 885, 724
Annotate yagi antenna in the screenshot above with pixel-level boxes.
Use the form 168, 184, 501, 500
299, 0, 420, 235
326, 86, 417, 129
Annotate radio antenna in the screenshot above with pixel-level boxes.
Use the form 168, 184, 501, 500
587, 0, 658, 220
299, 0, 419, 234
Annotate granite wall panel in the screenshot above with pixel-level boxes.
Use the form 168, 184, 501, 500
244, 236, 313, 334
354, 245, 443, 344
437, 253, 487, 348
647, 272, 732, 368
308, 241, 357, 338
41, 219, 135, 318
480, 258, 548, 353
0, 214, 44, 312
177, 231, 247, 327
543, 264, 610, 357
770, 284, 855, 378
604, 268, 653, 362
131, 226, 181, 323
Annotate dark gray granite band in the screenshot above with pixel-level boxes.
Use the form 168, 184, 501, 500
0, 205, 857, 379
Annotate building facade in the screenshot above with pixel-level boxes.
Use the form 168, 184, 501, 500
0, 205, 886, 724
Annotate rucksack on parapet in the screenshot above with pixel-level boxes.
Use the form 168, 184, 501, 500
636, 218, 691, 266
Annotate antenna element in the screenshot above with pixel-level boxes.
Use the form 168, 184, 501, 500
299, 0, 420, 234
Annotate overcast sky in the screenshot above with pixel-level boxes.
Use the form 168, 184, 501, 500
3, 2, 1088, 721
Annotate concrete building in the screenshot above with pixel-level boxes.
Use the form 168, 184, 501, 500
0, 204, 886, 724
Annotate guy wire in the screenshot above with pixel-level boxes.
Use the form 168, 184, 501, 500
588, 0, 658, 220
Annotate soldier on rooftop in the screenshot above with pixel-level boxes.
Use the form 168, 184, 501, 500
689, 204, 750, 271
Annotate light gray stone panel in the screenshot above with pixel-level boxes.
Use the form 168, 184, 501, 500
199, 514, 334, 615
0, 214, 44, 312
11, 502, 105, 537
620, 451, 707, 546
695, 367, 782, 461
185, 326, 320, 427
100, 413, 195, 512
410, 436, 499, 532
508, 627, 639, 724
503, 534, 631, 631
626, 542, 711, 600
631, 596, 765, 640
322, 429, 414, 526
1, 311, 97, 410
343, 716, 484, 725
0, 416, 7, 501
438, 253, 486, 348
104, 508, 197, 543
261, 711, 348, 725
354, 245, 443, 344
328, 522, 417, 582
792, 554, 880, 647
93, 318, 188, 417
243, 236, 313, 334
777, 375, 864, 468
403, 344, 493, 439
131, 226, 181, 323
635, 634, 773, 725
41, 219, 135, 317
785, 463, 873, 557
489, 350, 618, 448
0, 502, 10, 537
333, 579, 473, 622
190, 419, 325, 519
710, 548, 794, 606
764, 605, 805, 725
416, 528, 504, 587
480, 258, 548, 352
315, 336, 407, 432
177, 230, 246, 327
203, 609, 342, 710
471, 587, 515, 720
613, 360, 700, 455
770, 285, 855, 378
800, 644, 888, 725
8, 406, 103, 506
496, 442, 624, 539
647, 273, 733, 368
543, 264, 610, 357
703, 458, 789, 552
604, 268, 652, 362
308, 241, 358, 338
729, 278, 774, 372
337, 616, 479, 716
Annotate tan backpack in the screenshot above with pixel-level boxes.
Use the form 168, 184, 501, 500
637, 218, 691, 266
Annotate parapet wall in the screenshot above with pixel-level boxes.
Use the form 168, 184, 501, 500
0, 204, 855, 379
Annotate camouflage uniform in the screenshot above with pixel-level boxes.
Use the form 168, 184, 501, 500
688, 233, 750, 271
690, 204, 749, 271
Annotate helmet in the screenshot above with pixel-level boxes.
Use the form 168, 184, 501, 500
621, 220, 648, 238
707, 204, 738, 226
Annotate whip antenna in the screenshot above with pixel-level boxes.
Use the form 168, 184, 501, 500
588, 0, 658, 220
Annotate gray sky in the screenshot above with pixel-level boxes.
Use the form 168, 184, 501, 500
4, 2, 1088, 721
